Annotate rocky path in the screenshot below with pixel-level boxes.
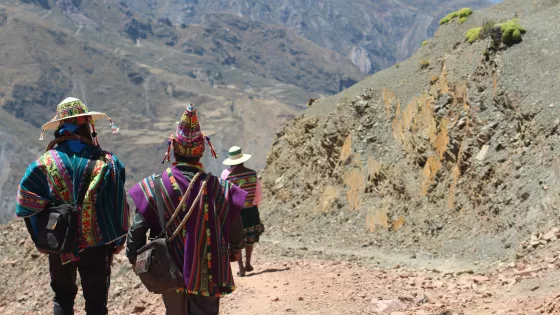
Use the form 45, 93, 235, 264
221, 244, 560, 315
2, 220, 560, 315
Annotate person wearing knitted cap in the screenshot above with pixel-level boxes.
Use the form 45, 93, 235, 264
126, 103, 247, 315
15, 97, 129, 315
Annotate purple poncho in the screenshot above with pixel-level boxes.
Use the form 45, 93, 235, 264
129, 164, 246, 296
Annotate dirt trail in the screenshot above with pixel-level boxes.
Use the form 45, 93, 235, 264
221, 240, 560, 315
2, 222, 560, 315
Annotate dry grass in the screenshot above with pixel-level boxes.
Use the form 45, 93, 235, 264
382, 88, 397, 117
447, 165, 460, 210
417, 94, 438, 144
340, 134, 353, 163
447, 117, 470, 209
366, 207, 389, 232
366, 205, 405, 232
392, 100, 404, 144
421, 155, 442, 196
367, 156, 382, 180
392, 216, 405, 231
314, 186, 339, 213
344, 168, 365, 211
435, 118, 450, 161
277, 189, 292, 202
439, 65, 450, 94
384, 62, 476, 200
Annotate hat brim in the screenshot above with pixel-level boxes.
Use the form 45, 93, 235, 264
41, 111, 108, 131
223, 153, 252, 166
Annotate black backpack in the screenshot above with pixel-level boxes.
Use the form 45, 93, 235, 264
25, 151, 100, 254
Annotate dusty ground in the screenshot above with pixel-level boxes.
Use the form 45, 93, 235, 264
2, 218, 560, 315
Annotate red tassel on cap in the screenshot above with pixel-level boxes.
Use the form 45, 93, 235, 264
204, 134, 218, 159
162, 136, 173, 164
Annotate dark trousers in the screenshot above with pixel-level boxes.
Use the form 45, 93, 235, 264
48, 246, 113, 315
162, 291, 220, 315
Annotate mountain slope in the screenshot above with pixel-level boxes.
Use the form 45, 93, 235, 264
260, 0, 560, 262
121, 0, 492, 74
0, 1, 317, 222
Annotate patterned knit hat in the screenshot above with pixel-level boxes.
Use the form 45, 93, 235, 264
162, 103, 217, 163
40, 97, 119, 142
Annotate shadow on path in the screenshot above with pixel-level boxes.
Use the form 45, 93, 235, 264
245, 267, 291, 277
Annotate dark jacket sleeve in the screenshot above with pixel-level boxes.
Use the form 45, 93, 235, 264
126, 211, 150, 264
229, 213, 245, 251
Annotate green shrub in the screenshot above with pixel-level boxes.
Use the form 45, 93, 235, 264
465, 27, 482, 44
420, 59, 430, 69
496, 19, 527, 44
422, 41, 428, 47
465, 19, 526, 45
440, 14, 454, 25
440, 8, 473, 25
458, 8, 473, 18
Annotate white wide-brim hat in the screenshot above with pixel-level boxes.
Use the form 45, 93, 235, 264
223, 146, 252, 166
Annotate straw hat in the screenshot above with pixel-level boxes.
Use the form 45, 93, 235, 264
40, 97, 118, 140
222, 146, 252, 166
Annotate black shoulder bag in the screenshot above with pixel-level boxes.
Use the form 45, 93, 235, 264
133, 172, 211, 294
25, 152, 99, 254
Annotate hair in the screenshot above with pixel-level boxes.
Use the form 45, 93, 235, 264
174, 152, 201, 165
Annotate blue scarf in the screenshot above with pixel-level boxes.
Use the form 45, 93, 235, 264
56, 123, 87, 153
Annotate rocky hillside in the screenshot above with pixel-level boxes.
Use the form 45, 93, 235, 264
261, 0, 560, 263
121, 0, 491, 74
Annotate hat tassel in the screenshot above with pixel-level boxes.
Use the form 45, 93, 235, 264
205, 135, 218, 159
107, 116, 120, 134
91, 122, 100, 147
162, 137, 172, 164
39, 129, 45, 141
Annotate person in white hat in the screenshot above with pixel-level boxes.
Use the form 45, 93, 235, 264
221, 146, 264, 277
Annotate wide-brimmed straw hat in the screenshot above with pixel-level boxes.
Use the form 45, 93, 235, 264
39, 97, 118, 140
222, 146, 252, 166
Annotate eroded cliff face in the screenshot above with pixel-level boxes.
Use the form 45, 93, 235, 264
260, 0, 560, 261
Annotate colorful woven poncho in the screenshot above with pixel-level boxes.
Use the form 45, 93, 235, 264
128, 163, 247, 297
15, 142, 130, 264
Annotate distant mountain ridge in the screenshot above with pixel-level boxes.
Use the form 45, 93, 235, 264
119, 0, 492, 74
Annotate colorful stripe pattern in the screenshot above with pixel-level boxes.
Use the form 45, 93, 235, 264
226, 169, 258, 208
129, 163, 246, 297
15, 143, 130, 264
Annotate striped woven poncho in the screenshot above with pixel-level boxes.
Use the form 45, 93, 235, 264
15, 142, 130, 264
128, 163, 247, 297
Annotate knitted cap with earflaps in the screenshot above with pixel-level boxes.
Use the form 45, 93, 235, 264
162, 103, 218, 163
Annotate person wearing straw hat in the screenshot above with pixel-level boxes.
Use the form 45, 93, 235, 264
126, 103, 247, 315
15, 97, 129, 315
221, 146, 264, 277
